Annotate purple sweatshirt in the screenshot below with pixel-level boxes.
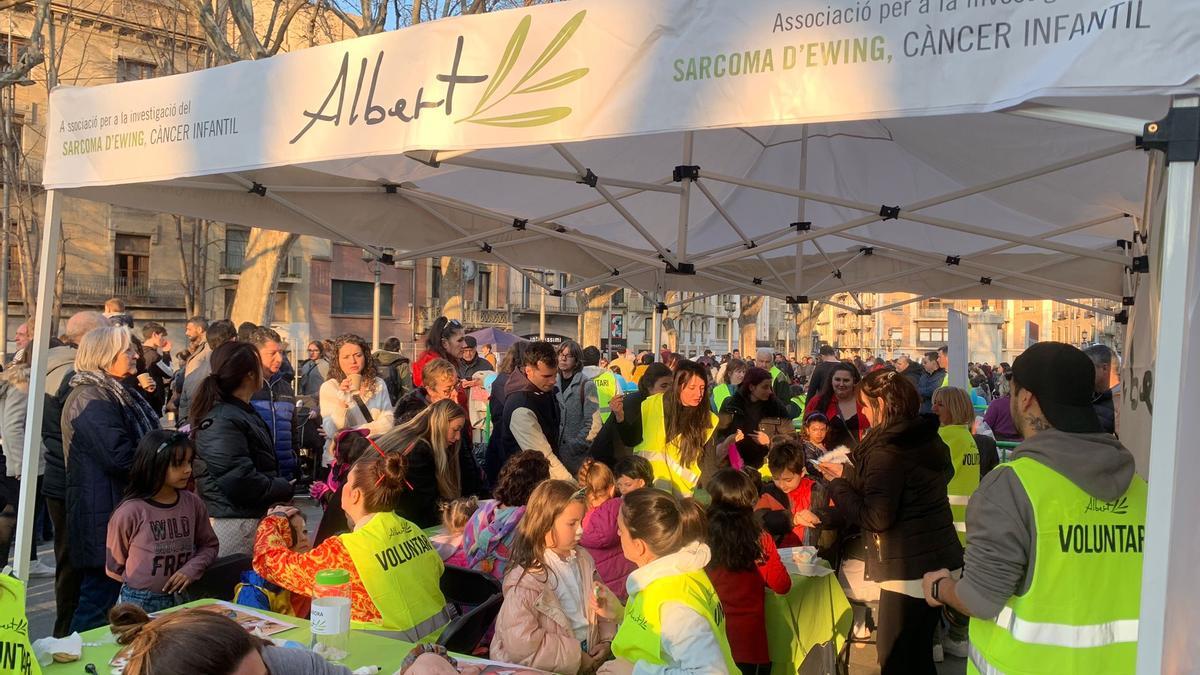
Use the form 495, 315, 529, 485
106, 490, 220, 593
580, 497, 636, 601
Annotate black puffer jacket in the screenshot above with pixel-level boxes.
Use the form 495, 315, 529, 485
816, 414, 963, 581
194, 398, 293, 519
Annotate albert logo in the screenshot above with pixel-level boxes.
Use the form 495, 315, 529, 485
290, 9, 588, 144
1085, 496, 1129, 515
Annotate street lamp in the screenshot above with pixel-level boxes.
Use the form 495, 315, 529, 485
724, 300, 736, 354
361, 246, 395, 351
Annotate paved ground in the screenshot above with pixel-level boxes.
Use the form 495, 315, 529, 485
18, 496, 967, 674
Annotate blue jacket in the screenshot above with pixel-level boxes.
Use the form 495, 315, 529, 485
251, 374, 299, 481
61, 380, 151, 568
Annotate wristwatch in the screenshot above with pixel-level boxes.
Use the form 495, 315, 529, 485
931, 576, 945, 602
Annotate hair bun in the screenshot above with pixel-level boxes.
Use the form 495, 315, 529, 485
109, 603, 151, 645
382, 451, 407, 490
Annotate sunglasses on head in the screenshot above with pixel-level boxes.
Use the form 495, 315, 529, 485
154, 432, 190, 455
445, 319, 462, 330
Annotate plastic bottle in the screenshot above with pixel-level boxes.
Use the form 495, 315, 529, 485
311, 568, 352, 661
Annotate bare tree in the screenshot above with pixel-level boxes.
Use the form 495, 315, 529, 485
578, 285, 616, 348
738, 295, 763, 356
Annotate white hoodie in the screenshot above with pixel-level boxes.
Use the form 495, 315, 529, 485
624, 541, 730, 675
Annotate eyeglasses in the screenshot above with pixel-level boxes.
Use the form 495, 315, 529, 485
445, 319, 462, 330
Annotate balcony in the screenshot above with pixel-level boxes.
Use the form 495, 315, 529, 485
53, 273, 186, 307
508, 291, 579, 314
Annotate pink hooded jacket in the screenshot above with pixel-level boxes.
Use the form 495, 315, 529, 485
491, 548, 617, 674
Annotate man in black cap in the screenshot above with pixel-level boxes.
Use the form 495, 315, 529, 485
919, 342, 1146, 673
460, 335, 494, 379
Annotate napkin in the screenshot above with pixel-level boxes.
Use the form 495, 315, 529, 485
31, 632, 82, 666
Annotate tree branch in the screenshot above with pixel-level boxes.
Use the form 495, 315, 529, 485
265, 0, 310, 55
228, 0, 268, 59
183, 0, 241, 63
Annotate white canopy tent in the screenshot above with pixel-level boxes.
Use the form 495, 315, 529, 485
20, 0, 1200, 669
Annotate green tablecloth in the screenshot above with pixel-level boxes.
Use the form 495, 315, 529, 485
765, 571, 853, 675
42, 599, 416, 673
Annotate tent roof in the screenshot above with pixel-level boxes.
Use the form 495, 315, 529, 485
44, 0, 1200, 304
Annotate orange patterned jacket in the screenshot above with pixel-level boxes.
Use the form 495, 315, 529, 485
252, 515, 382, 623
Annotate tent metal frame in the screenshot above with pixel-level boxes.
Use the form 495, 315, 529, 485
14, 97, 1195, 672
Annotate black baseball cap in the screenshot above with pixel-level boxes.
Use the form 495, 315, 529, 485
1011, 342, 1103, 433
463, 335, 478, 348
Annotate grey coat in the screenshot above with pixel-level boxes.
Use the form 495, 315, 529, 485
555, 366, 602, 474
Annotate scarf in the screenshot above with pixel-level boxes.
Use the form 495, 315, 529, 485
70, 370, 160, 439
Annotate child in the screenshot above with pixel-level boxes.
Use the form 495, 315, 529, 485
311, 429, 373, 546
577, 459, 637, 601
235, 509, 313, 618
106, 430, 219, 613
492, 480, 616, 675
802, 413, 830, 465
432, 497, 479, 567
756, 437, 819, 548
612, 455, 653, 495
705, 469, 792, 675
463, 450, 551, 580
594, 488, 738, 674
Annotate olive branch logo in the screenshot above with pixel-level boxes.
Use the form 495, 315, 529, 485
458, 9, 588, 127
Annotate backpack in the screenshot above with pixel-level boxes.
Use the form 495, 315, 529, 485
378, 360, 405, 402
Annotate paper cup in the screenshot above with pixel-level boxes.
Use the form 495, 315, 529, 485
347, 373, 362, 391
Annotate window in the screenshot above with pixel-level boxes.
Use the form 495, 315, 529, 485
114, 233, 150, 295
476, 269, 491, 308
643, 317, 652, 338
223, 228, 248, 273
0, 34, 29, 70
431, 264, 442, 300
117, 57, 157, 82
717, 320, 728, 340
889, 327, 903, 341
521, 275, 532, 307
612, 289, 625, 306
918, 327, 948, 344
273, 292, 288, 322
331, 280, 393, 317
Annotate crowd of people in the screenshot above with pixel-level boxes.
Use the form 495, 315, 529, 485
0, 301, 1142, 675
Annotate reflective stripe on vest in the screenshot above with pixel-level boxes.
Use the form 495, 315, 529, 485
941, 424, 980, 544
791, 395, 807, 428
594, 371, 618, 423
364, 604, 459, 643
340, 511, 450, 640
968, 457, 1145, 674
611, 569, 739, 673
633, 393, 716, 498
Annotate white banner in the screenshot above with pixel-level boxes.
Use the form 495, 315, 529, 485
44, 0, 1199, 189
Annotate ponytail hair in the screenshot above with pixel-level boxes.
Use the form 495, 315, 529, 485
620, 487, 706, 558
109, 603, 262, 675
576, 458, 615, 503
189, 341, 261, 428
349, 449, 409, 513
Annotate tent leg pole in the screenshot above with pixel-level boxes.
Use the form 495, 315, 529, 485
14, 189, 62, 583
1138, 95, 1200, 675
652, 299, 663, 362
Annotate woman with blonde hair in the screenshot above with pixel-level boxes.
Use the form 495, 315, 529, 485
931, 386, 981, 544
378, 399, 470, 528
62, 325, 160, 631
